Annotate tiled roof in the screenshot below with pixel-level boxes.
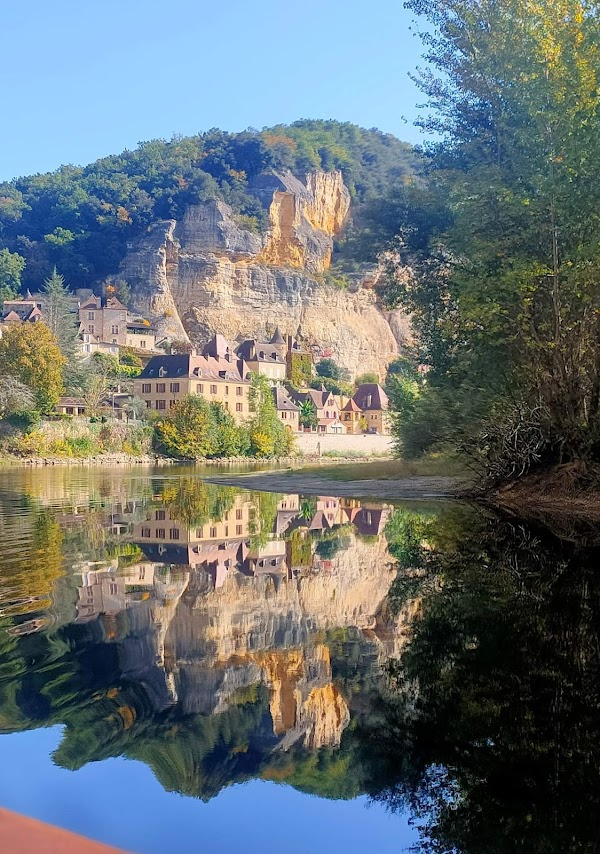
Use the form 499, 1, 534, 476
138, 353, 249, 383
341, 398, 361, 412
236, 340, 285, 363
352, 383, 389, 411
272, 387, 300, 412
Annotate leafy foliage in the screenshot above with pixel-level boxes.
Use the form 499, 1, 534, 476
0, 121, 416, 291
0, 323, 65, 411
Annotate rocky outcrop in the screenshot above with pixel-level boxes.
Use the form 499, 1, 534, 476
120, 169, 410, 377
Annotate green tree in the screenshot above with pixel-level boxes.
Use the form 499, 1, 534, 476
154, 395, 217, 459
0, 248, 25, 303
355, 372, 379, 387
0, 323, 65, 411
377, 0, 600, 481
316, 358, 350, 382
298, 398, 318, 430
248, 373, 293, 457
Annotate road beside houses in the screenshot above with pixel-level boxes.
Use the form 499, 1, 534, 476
295, 432, 393, 457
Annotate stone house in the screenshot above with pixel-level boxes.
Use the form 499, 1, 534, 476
340, 398, 364, 434
79, 294, 156, 350
236, 329, 287, 381
134, 336, 251, 420
292, 387, 346, 434
352, 383, 390, 434
272, 387, 300, 431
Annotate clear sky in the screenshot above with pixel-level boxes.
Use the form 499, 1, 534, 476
2, 0, 426, 182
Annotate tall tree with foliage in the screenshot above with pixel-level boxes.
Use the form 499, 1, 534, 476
378, 0, 600, 480
0, 323, 65, 411
248, 373, 293, 457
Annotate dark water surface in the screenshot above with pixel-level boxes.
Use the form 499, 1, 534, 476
0, 466, 596, 852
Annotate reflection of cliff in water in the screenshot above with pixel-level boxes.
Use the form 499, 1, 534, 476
0, 480, 415, 801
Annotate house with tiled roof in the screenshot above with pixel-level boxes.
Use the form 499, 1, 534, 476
235, 336, 287, 381
292, 387, 346, 434
340, 397, 364, 434
79, 294, 157, 351
0, 298, 44, 335
272, 387, 300, 432
352, 383, 390, 434
133, 335, 251, 420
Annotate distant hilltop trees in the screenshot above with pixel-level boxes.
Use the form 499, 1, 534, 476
0, 120, 416, 293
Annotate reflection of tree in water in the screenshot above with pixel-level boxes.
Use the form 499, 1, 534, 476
362, 506, 600, 853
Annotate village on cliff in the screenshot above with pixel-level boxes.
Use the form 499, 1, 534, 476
1, 286, 391, 436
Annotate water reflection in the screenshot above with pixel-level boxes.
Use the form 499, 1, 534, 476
2, 468, 599, 851
0, 470, 409, 803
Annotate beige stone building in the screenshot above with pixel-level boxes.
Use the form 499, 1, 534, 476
292, 387, 346, 434
79, 294, 157, 350
352, 383, 391, 434
272, 387, 300, 432
134, 337, 251, 420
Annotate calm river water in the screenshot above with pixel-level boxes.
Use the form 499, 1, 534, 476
0, 465, 597, 853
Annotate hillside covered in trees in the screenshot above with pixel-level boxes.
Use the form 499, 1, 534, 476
0, 120, 416, 292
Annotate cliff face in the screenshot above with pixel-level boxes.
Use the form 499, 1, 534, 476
120, 170, 410, 377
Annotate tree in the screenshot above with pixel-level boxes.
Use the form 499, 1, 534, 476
316, 358, 350, 382
42, 268, 78, 360
0, 248, 25, 303
376, 0, 600, 480
247, 373, 293, 457
298, 398, 318, 430
355, 372, 379, 387
0, 323, 65, 411
0, 376, 35, 418
154, 395, 217, 459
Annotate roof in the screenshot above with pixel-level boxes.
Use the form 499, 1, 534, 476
352, 383, 389, 411
138, 353, 249, 383
236, 339, 285, 363
57, 397, 87, 407
79, 296, 102, 310
272, 387, 300, 412
341, 398, 361, 412
126, 321, 156, 332
271, 326, 285, 344
293, 388, 336, 409
105, 296, 127, 310
202, 333, 235, 359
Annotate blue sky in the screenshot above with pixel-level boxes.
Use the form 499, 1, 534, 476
0, 728, 417, 853
2, 0, 426, 182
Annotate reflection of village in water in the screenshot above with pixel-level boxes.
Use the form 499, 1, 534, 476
72, 490, 400, 751
0, 471, 415, 800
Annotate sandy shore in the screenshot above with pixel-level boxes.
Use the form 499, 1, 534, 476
204, 470, 461, 500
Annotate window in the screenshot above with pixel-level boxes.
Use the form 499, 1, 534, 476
224, 526, 229, 536
236, 402, 243, 413
140, 340, 146, 348
156, 400, 166, 410
210, 526, 217, 538
111, 325, 119, 334
139, 567, 145, 580
169, 528, 180, 540
156, 510, 166, 520
236, 524, 243, 535
210, 384, 217, 395
170, 382, 180, 392
225, 385, 229, 395
236, 509, 243, 520
282, 411, 287, 419
89, 325, 94, 333
88, 312, 94, 320
196, 383, 204, 394
157, 528, 165, 538
156, 383, 166, 393
141, 527, 151, 538
236, 386, 243, 396
224, 512, 230, 521
224, 401, 229, 410
109, 583, 118, 596
196, 527, 204, 538
146, 400, 151, 408
169, 400, 176, 408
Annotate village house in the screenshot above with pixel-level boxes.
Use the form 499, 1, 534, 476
272, 386, 300, 432
78, 294, 157, 351
352, 383, 391, 434
340, 397, 364, 434
1, 297, 44, 327
133, 335, 251, 420
235, 329, 287, 381
292, 387, 346, 434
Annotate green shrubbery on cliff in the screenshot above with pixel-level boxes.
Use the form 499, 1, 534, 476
0, 120, 415, 292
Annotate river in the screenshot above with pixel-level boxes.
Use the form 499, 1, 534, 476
0, 465, 596, 853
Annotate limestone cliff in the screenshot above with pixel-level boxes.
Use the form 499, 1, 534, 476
120, 169, 410, 377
